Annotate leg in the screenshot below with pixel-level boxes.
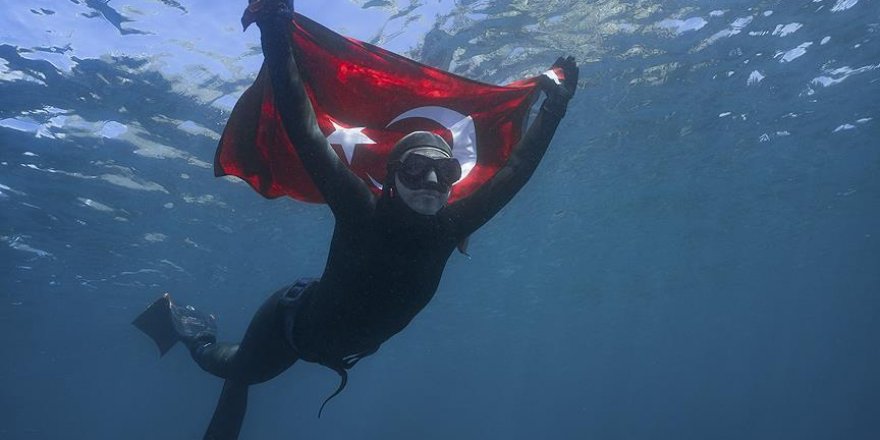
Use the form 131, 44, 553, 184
133, 288, 297, 440
203, 380, 249, 440
134, 286, 300, 440
190, 286, 299, 383
195, 287, 299, 440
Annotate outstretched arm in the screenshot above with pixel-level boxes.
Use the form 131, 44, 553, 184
255, 3, 374, 219
445, 57, 579, 238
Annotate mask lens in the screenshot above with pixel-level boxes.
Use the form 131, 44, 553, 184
397, 155, 461, 188
436, 158, 462, 184
400, 154, 433, 179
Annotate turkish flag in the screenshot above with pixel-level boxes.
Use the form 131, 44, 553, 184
215, 13, 546, 203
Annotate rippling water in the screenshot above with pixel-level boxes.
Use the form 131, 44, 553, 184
1, 1, 878, 439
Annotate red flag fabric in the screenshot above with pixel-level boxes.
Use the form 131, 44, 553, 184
215, 13, 545, 203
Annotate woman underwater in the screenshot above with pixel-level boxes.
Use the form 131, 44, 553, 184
133, 1, 578, 438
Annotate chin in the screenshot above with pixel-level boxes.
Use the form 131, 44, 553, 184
393, 176, 451, 215
412, 202, 445, 215
411, 194, 447, 215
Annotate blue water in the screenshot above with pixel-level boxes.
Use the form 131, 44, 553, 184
1, 1, 879, 439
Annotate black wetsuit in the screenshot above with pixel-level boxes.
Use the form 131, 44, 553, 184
192, 13, 569, 440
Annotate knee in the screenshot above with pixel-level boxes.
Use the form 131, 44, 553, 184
193, 343, 276, 385
191, 343, 240, 379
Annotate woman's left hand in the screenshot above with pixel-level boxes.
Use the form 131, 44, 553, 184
241, 0, 295, 31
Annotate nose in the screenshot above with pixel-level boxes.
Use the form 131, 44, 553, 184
425, 169, 439, 183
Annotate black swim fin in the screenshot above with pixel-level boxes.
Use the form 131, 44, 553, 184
132, 293, 178, 357
133, 293, 218, 356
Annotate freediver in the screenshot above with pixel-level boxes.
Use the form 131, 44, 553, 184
132, 0, 578, 438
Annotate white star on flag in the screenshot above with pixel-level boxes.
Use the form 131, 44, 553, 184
326, 121, 376, 164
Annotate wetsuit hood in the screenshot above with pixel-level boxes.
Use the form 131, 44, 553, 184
386, 131, 452, 166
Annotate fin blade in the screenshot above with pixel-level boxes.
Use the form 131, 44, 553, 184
132, 293, 178, 356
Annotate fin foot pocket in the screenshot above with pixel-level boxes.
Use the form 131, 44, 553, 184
170, 302, 218, 347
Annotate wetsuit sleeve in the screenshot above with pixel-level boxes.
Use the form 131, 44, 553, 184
260, 17, 375, 219
444, 102, 565, 238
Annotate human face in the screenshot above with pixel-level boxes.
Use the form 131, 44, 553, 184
394, 147, 458, 215
395, 153, 462, 189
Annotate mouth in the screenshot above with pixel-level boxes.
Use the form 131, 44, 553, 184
417, 181, 449, 193
410, 189, 446, 199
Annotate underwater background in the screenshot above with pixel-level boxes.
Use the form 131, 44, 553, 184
1, 0, 878, 439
